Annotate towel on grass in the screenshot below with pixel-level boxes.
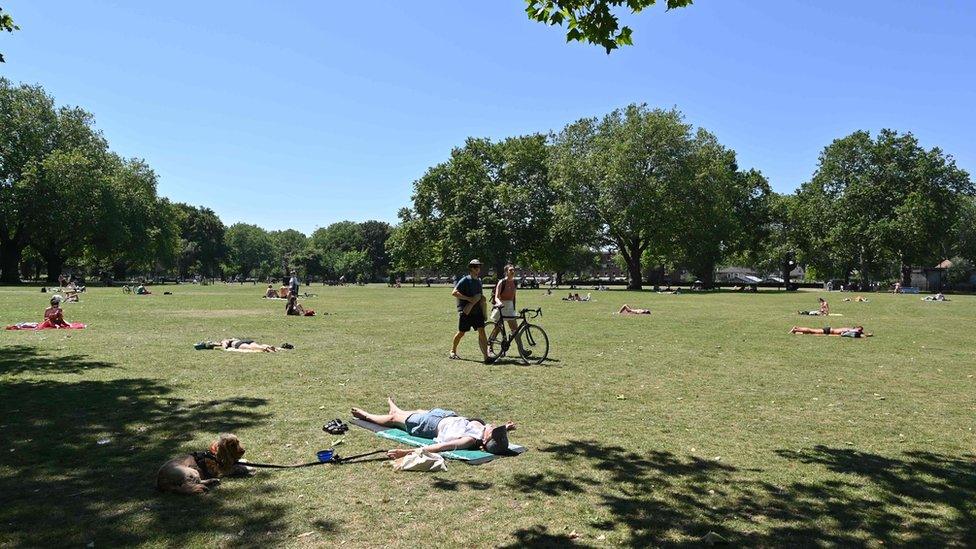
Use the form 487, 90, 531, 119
350, 418, 525, 465
6, 322, 86, 331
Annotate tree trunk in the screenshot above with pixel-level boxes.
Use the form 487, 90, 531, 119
624, 255, 642, 290
44, 253, 65, 284
697, 265, 715, 289
900, 264, 912, 288
0, 243, 24, 284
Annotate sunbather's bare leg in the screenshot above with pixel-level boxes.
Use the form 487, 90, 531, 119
353, 398, 424, 427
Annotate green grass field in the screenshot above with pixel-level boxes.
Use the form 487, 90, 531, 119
1, 284, 974, 547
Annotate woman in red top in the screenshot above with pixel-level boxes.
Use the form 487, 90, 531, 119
488, 265, 518, 352
38, 295, 70, 329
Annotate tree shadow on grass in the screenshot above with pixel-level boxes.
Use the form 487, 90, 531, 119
0, 344, 116, 375
0, 346, 322, 547
504, 440, 976, 547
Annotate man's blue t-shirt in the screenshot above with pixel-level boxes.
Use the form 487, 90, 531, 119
454, 274, 483, 313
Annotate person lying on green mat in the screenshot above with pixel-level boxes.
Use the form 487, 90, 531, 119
352, 397, 517, 458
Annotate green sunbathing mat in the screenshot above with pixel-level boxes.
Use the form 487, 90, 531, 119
350, 418, 525, 465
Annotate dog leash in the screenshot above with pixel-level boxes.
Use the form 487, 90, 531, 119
237, 449, 387, 469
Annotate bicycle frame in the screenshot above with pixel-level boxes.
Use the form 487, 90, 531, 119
489, 308, 541, 355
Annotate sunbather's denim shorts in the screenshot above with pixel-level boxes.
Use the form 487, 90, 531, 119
405, 408, 457, 438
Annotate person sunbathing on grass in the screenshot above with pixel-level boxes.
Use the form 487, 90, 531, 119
843, 296, 870, 303
264, 284, 278, 298
922, 293, 949, 302
38, 295, 71, 329
799, 297, 829, 316
195, 339, 290, 352
351, 397, 517, 458
617, 304, 651, 315
790, 325, 872, 338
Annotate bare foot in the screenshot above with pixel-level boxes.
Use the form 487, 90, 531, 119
351, 408, 368, 420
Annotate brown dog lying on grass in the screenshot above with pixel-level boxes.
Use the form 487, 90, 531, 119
156, 433, 254, 495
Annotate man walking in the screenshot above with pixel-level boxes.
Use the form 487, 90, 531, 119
288, 271, 300, 296
450, 259, 494, 363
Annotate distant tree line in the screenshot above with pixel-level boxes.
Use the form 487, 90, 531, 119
3, 79, 973, 289
389, 104, 974, 290
0, 78, 392, 284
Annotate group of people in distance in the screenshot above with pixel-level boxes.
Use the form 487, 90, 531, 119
262, 272, 315, 316
562, 292, 591, 302
792, 296, 872, 338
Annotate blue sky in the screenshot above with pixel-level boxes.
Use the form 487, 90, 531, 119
3, 1, 974, 233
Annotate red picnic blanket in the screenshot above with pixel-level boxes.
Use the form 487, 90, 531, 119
5, 321, 87, 330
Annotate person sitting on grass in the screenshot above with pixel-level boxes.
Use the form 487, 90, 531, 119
195, 339, 290, 352
922, 293, 949, 302
285, 294, 315, 316
351, 397, 517, 458
617, 304, 651, 315
264, 284, 278, 298
799, 297, 829, 316
38, 295, 71, 329
136, 284, 152, 295
278, 284, 289, 298
790, 325, 872, 338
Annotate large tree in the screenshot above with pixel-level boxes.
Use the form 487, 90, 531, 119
269, 229, 307, 278
526, 0, 692, 53
549, 105, 692, 289
394, 134, 555, 277
955, 196, 976, 264
23, 150, 104, 282
174, 203, 226, 278
0, 79, 57, 282
798, 130, 972, 285
359, 220, 392, 281
224, 223, 274, 279
744, 192, 803, 287
671, 133, 771, 286
88, 156, 180, 279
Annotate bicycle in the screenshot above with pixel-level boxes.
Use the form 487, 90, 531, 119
121, 285, 133, 294
485, 307, 549, 365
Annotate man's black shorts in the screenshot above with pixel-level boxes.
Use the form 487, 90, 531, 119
458, 310, 486, 332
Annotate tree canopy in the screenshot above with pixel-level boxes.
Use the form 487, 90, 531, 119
525, 0, 693, 53
0, 6, 17, 63
389, 134, 556, 277
796, 130, 972, 285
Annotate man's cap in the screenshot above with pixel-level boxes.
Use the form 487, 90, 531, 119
483, 425, 517, 455
468, 259, 482, 267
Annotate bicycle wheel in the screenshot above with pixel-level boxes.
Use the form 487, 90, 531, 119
516, 324, 549, 364
484, 321, 506, 357
122, 286, 131, 294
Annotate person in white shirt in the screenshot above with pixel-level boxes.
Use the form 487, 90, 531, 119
352, 397, 517, 458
